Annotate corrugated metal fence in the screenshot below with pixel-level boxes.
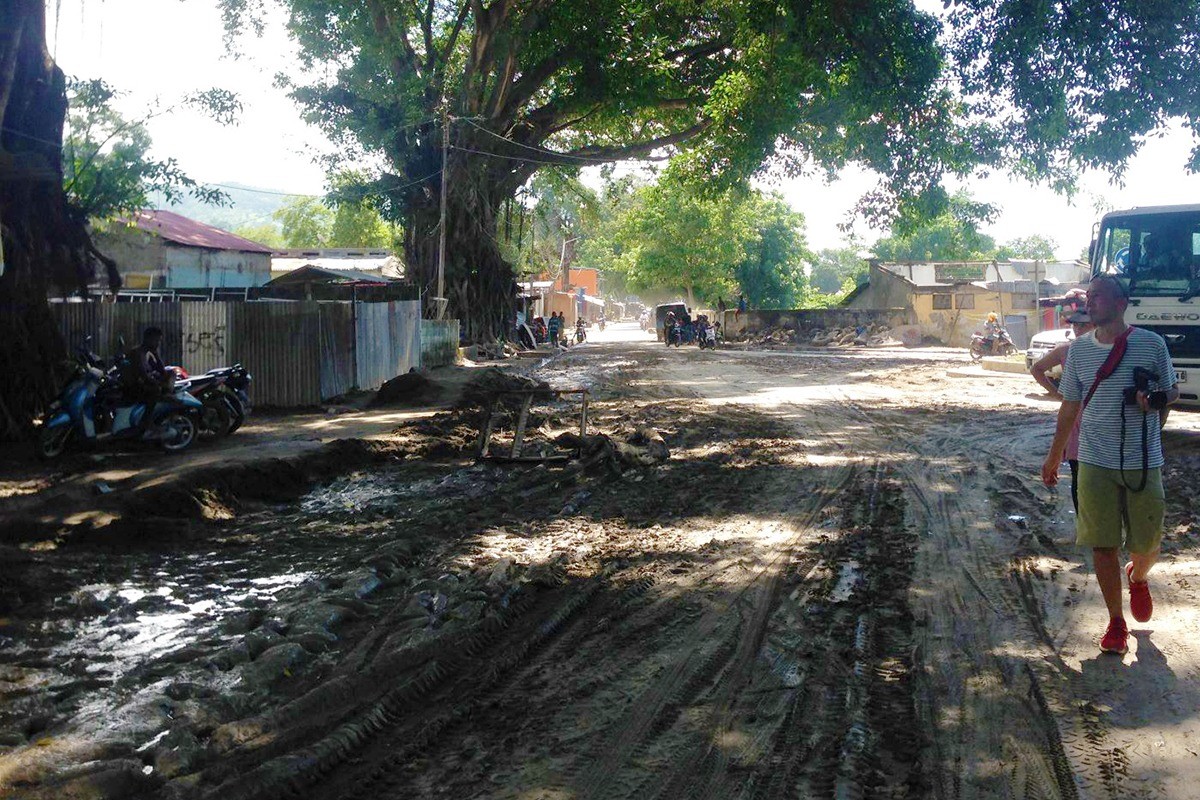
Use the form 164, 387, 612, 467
53, 300, 425, 407
420, 320, 460, 368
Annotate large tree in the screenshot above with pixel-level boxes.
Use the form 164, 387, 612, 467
218, 0, 959, 339
0, 1, 92, 439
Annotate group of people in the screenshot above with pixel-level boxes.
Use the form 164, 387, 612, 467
529, 311, 589, 348
1034, 275, 1178, 655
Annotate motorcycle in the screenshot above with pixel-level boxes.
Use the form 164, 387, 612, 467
574, 321, 587, 344
37, 340, 203, 460
668, 323, 683, 347
598, 317, 606, 332
969, 328, 1016, 361
170, 364, 253, 438
697, 322, 718, 350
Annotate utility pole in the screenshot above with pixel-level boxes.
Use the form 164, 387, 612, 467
436, 110, 449, 320
1033, 259, 1042, 334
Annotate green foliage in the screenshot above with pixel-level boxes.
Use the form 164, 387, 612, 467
272, 174, 400, 248
232, 223, 285, 249
273, 196, 332, 248
871, 192, 998, 262
734, 196, 812, 309
994, 235, 1057, 261
811, 248, 868, 295
590, 177, 809, 309
63, 78, 239, 221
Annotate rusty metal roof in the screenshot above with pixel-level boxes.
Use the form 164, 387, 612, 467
131, 210, 274, 253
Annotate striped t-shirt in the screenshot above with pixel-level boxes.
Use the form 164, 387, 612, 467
1060, 327, 1176, 470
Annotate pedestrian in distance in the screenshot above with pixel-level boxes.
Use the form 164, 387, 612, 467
547, 312, 563, 348
1041, 275, 1179, 655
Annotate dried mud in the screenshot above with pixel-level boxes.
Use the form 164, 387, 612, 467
4, 332, 1200, 799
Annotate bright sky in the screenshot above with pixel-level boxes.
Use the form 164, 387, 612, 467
49, 0, 1200, 260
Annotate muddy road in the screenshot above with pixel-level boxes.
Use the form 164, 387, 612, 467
4, 324, 1200, 799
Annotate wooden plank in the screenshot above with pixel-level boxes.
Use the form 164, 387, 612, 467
580, 391, 589, 438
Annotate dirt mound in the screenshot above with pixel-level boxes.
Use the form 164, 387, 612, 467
373, 371, 440, 407
457, 367, 553, 409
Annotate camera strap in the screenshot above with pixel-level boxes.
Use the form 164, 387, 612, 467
1081, 326, 1133, 412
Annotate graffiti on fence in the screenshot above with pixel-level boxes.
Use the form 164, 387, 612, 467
185, 324, 226, 356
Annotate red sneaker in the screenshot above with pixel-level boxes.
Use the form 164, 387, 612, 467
1100, 617, 1129, 655
1127, 563, 1153, 623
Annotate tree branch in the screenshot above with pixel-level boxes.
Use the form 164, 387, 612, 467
366, 0, 422, 82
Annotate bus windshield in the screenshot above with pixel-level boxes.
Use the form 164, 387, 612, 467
1093, 211, 1200, 297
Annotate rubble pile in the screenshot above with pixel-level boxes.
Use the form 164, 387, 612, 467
463, 342, 520, 361
747, 323, 898, 348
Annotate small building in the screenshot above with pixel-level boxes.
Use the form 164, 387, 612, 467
270, 248, 404, 282
93, 210, 273, 289
845, 259, 1089, 347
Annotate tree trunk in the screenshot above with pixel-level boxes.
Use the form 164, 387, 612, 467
404, 165, 516, 343
686, 285, 696, 312
0, 0, 91, 440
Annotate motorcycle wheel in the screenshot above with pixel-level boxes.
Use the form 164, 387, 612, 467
225, 394, 246, 434
159, 413, 197, 453
37, 424, 72, 460
199, 401, 232, 441
969, 342, 984, 361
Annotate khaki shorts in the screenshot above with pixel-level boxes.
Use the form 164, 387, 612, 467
1075, 463, 1165, 553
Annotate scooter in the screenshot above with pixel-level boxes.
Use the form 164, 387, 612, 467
668, 323, 684, 347
575, 321, 587, 344
37, 341, 203, 460
697, 322, 718, 350
170, 364, 253, 438
968, 328, 1016, 361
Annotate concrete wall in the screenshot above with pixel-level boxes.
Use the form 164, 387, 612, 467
725, 307, 915, 338
164, 246, 270, 288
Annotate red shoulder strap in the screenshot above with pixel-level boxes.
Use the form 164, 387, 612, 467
1082, 326, 1133, 410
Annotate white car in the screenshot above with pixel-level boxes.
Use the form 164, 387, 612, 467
1025, 327, 1074, 371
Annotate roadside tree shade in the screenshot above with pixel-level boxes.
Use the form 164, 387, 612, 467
0, 1, 91, 440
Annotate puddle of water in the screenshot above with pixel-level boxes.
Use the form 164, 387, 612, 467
830, 561, 862, 603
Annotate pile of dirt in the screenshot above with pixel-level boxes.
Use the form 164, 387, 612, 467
373, 370, 440, 407
456, 367, 553, 409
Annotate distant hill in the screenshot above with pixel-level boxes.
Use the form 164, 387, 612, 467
151, 181, 311, 234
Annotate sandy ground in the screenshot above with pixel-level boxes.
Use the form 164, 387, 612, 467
3, 321, 1200, 799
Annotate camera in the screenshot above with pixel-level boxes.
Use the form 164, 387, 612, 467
1123, 366, 1168, 409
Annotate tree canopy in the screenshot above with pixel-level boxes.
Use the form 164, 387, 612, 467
64, 79, 237, 222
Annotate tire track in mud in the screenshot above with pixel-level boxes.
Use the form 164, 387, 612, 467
563, 463, 858, 800
825, 385, 1094, 799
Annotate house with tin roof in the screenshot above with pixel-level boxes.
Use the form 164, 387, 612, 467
92, 210, 273, 289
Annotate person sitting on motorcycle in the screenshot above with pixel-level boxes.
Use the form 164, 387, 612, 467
983, 312, 1001, 342
664, 310, 676, 343
121, 326, 173, 435
575, 317, 587, 340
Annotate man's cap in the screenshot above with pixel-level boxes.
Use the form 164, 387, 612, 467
1065, 309, 1091, 324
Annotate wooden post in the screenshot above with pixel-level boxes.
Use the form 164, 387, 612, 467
511, 394, 532, 458
579, 391, 589, 438
476, 397, 499, 459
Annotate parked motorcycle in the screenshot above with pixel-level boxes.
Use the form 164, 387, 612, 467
170, 364, 253, 438
37, 340, 203, 460
969, 328, 1016, 361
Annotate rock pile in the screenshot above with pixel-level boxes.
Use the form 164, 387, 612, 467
747, 323, 897, 348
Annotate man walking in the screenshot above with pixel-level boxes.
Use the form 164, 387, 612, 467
1042, 275, 1178, 655
547, 311, 563, 348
